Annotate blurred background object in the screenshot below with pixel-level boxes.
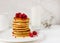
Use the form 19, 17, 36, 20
41, 16, 54, 28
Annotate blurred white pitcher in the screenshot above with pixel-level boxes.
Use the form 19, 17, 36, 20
0, 13, 9, 31
31, 6, 45, 30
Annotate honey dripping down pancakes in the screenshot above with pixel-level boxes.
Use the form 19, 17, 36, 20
12, 12, 31, 38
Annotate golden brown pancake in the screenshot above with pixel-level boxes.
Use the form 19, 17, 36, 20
13, 17, 29, 23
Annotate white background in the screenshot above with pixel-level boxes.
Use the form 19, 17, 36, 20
0, 0, 59, 25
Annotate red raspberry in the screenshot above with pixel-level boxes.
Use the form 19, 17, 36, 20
21, 13, 27, 19
33, 31, 37, 35
19, 14, 22, 18
29, 32, 33, 37
15, 12, 21, 18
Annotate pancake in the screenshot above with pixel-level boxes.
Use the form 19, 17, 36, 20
13, 25, 29, 28
13, 28, 30, 30
13, 29, 30, 32
13, 34, 29, 37
13, 32, 29, 35
13, 31, 30, 34
13, 21, 29, 23
13, 22, 29, 25
13, 24, 29, 28
13, 26, 29, 29
13, 17, 29, 23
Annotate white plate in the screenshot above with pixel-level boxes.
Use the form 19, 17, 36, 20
0, 29, 45, 42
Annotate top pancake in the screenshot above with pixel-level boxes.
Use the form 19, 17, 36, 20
13, 17, 29, 23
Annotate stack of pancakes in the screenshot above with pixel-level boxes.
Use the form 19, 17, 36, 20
12, 17, 30, 37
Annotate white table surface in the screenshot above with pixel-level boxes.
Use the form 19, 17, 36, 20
0, 25, 60, 43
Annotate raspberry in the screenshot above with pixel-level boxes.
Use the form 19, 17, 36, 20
33, 31, 37, 35
19, 14, 22, 18
21, 13, 27, 19
29, 32, 33, 37
15, 12, 21, 18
